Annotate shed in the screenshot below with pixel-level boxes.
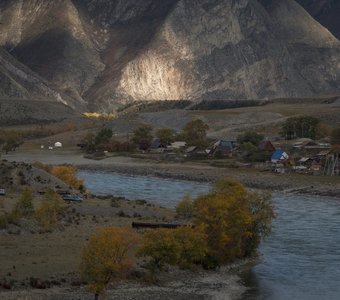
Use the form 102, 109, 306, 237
185, 146, 198, 154
258, 140, 276, 152
210, 140, 236, 156
170, 141, 187, 149
271, 150, 289, 163
54, 142, 62, 148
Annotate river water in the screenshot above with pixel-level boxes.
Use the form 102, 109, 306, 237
78, 170, 340, 300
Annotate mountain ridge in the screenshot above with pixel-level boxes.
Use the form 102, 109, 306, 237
0, 0, 339, 112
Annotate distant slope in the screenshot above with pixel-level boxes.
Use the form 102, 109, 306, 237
0, 98, 78, 126
0, 0, 339, 112
296, 0, 340, 39
0, 47, 66, 104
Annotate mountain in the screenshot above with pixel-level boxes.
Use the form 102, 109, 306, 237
0, 0, 339, 112
296, 0, 340, 39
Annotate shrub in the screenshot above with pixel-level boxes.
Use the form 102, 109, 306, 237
52, 166, 84, 190
175, 195, 194, 218
35, 189, 65, 230
194, 179, 274, 264
137, 226, 207, 272
13, 186, 35, 218
80, 226, 139, 299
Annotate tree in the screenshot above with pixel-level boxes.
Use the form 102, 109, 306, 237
280, 116, 320, 140
237, 131, 264, 146
0, 131, 23, 154
331, 126, 340, 145
156, 128, 176, 145
182, 119, 209, 148
80, 226, 140, 300
14, 186, 35, 218
52, 165, 85, 191
132, 125, 153, 150
137, 226, 207, 272
82, 132, 96, 153
95, 128, 113, 145
194, 178, 274, 264
35, 189, 65, 230
175, 195, 194, 218
137, 228, 180, 273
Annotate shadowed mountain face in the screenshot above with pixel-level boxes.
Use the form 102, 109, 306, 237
296, 0, 340, 39
0, 0, 339, 112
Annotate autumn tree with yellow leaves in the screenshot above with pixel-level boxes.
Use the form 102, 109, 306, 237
52, 165, 84, 191
35, 189, 65, 230
80, 226, 140, 300
194, 178, 274, 264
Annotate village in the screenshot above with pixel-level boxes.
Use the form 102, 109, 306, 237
71, 115, 340, 178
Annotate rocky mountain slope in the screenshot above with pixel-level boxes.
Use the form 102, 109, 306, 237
0, 0, 339, 112
296, 0, 340, 39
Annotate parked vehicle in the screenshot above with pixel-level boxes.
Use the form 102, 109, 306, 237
62, 194, 83, 203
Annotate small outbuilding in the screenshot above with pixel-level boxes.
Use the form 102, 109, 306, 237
210, 140, 236, 157
271, 150, 289, 163
258, 140, 276, 152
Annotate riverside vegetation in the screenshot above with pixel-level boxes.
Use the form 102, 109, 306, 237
80, 178, 274, 299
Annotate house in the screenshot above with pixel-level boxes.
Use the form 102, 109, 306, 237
185, 146, 198, 154
271, 150, 289, 163
169, 141, 187, 150
210, 140, 236, 157
0, 189, 5, 196
258, 140, 276, 152
298, 157, 313, 166
317, 150, 331, 157
149, 139, 167, 152
54, 142, 62, 148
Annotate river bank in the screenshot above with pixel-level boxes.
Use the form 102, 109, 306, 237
3, 151, 340, 197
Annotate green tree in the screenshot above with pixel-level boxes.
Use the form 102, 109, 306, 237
237, 131, 264, 146
132, 125, 153, 150
280, 116, 320, 140
156, 128, 176, 145
95, 128, 113, 145
82, 132, 96, 153
0, 131, 23, 154
182, 119, 209, 148
80, 226, 140, 300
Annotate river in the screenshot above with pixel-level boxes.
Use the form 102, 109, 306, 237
78, 170, 340, 300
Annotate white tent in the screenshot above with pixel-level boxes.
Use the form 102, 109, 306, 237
54, 142, 62, 148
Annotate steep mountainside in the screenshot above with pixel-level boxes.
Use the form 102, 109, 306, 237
0, 0, 339, 112
296, 0, 340, 39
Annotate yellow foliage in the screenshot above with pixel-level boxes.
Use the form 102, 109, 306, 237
52, 165, 84, 190
80, 226, 140, 298
194, 178, 274, 263
175, 195, 194, 218
83, 112, 117, 120
14, 186, 35, 217
32, 162, 53, 174
137, 226, 207, 271
35, 189, 65, 230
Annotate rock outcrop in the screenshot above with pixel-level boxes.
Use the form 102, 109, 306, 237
0, 0, 339, 111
